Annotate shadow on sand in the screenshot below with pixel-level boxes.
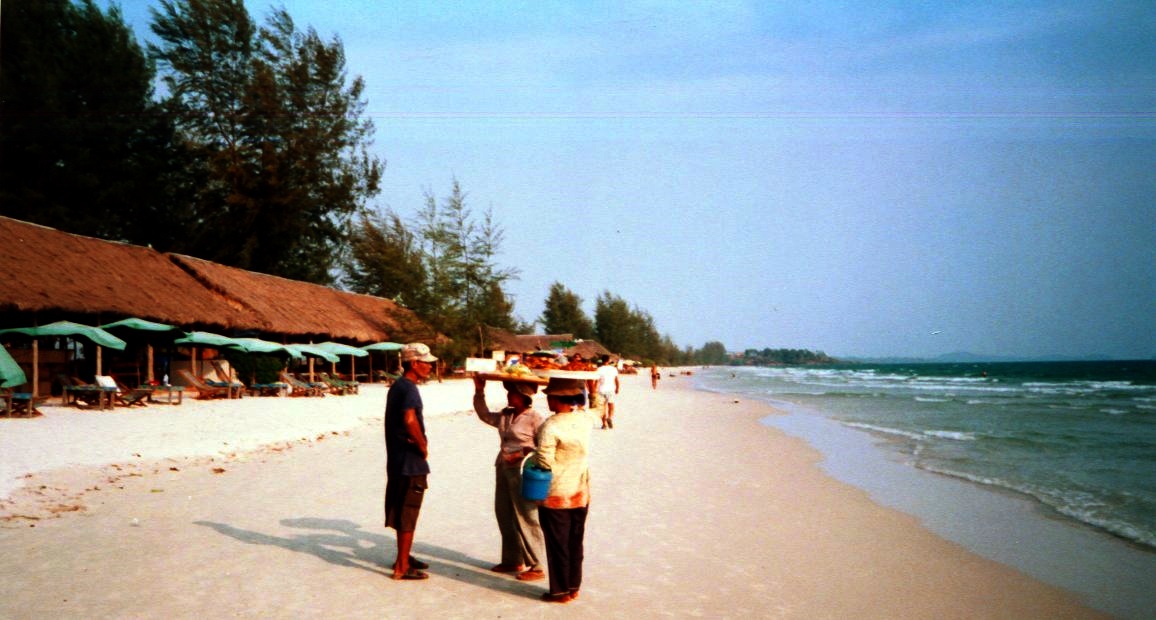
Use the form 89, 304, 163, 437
194, 517, 542, 599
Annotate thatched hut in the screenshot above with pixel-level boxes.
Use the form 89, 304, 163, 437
0, 216, 434, 393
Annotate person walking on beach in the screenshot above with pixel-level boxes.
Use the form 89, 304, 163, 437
650, 363, 660, 390
383, 342, 437, 581
472, 377, 548, 581
533, 378, 597, 603
595, 356, 620, 429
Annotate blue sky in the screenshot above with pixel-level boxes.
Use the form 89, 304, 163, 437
109, 1, 1154, 359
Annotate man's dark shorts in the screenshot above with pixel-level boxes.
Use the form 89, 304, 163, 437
384, 474, 428, 533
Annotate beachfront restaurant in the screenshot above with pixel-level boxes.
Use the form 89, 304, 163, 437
0, 216, 436, 402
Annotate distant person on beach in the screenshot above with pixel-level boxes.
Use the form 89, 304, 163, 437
472, 376, 548, 582
533, 378, 597, 603
650, 364, 660, 389
595, 356, 620, 429
383, 342, 437, 580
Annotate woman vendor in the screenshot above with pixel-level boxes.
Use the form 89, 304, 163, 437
533, 378, 597, 603
472, 376, 548, 581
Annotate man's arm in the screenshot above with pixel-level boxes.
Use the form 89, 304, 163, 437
403, 407, 428, 458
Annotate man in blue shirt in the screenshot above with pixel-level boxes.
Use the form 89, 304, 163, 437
384, 342, 437, 580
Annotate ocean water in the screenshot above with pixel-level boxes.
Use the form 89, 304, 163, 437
695, 361, 1156, 617
698, 360, 1156, 550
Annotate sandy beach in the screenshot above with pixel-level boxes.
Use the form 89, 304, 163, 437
0, 372, 1102, 618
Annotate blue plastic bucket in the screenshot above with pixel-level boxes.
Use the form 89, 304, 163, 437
521, 456, 552, 501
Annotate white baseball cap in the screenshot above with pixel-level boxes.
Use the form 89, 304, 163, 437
401, 342, 438, 363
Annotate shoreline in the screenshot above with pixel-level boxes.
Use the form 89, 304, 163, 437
752, 395, 1156, 620
0, 372, 1103, 617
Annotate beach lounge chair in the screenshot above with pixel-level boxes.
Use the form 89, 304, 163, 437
246, 381, 287, 397
209, 360, 245, 398
105, 375, 153, 408
332, 372, 359, 394
2, 389, 48, 417
61, 375, 114, 409
374, 370, 399, 385
318, 372, 355, 395
279, 371, 324, 397
178, 369, 230, 399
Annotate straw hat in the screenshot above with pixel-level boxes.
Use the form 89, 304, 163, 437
543, 377, 584, 396
503, 381, 538, 398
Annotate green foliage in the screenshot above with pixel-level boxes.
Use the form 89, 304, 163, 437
0, 0, 192, 247
540, 283, 595, 339
342, 210, 428, 305
740, 348, 835, 365
149, 0, 382, 284
697, 341, 730, 365
344, 180, 522, 361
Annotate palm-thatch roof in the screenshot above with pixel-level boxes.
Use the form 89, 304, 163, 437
0, 216, 253, 329
169, 254, 432, 343
481, 326, 586, 355
566, 339, 612, 360
0, 216, 431, 343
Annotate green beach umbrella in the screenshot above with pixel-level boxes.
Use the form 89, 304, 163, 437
0, 321, 126, 396
361, 342, 403, 352
100, 318, 178, 333
100, 318, 180, 384
0, 343, 27, 389
314, 341, 368, 379
0, 321, 127, 350
229, 337, 295, 356
174, 331, 248, 378
284, 344, 340, 364
362, 342, 403, 381
314, 342, 369, 357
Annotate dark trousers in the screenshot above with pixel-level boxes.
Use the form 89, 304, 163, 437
539, 505, 588, 595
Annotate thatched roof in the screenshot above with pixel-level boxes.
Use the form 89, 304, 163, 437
0, 216, 253, 329
0, 216, 432, 343
482, 326, 577, 354
170, 254, 431, 343
566, 339, 612, 360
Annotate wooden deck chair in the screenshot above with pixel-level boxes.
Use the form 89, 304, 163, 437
2, 389, 48, 417
208, 360, 245, 398
61, 375, 110, 409
107, 376, 153, 407
279, 371, 324, 397
317, 372, 351, 395
178, 369, 230, 399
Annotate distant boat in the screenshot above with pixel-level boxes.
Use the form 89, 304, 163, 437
930, 330, 943, 335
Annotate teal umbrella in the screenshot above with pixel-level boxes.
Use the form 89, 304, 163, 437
362, 342, 403, 382
0, 321, 127, 397
0, 343, 27, 389
0, 321, 127, 350
361, 342, 403, 352
314, 342, 369, 357
229, 337, 295, 355
100, 318, 178, 333
100, 318, 180, 384
314, 341, 368, 379
174, 331, 248, 378
284, 344, 340, 364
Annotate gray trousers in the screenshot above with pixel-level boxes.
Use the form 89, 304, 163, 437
495, 465, 546, 569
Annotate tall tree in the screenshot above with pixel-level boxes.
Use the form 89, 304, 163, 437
149, 0, 382, 283
540, 282, 595, 338
0, 0, 189, 246
346, 180, 521, 358
342, 210, 427, 305
698, 341, 729, 365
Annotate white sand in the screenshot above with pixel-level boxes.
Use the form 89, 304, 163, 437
0, 373, 1102, 618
